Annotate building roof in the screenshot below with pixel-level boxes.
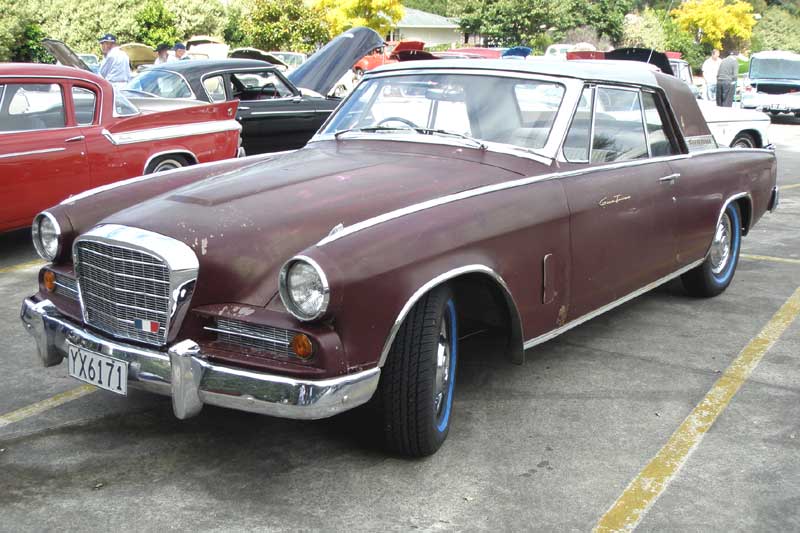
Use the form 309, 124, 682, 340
397, 7, 459, 29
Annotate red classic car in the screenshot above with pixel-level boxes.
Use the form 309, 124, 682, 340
0, 63, 241, 232
352, 40, 424, 77
21, 60, 779, 457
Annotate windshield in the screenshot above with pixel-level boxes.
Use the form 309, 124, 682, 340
750, 57, 800, 80
323, 73, 565, 152
126, 70, 194, 98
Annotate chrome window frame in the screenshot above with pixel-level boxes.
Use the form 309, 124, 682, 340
589, 84, 648, 164
71, 85, 99, 126
199, 66, 301, 102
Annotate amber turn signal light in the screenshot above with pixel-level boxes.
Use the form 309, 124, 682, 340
290, 333, 314, 359
43, 270, 56, 292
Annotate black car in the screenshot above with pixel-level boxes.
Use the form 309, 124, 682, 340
43, 28, 383, 155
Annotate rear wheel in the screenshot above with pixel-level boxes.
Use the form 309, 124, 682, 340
731, 132, 756, 148
146, 155, 189, 174
378, 285, 458, 457
681, 202, 742, 297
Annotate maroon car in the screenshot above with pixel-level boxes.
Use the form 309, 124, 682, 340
21, 60, 779, 456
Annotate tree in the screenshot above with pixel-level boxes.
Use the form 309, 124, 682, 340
459, 0, 576, 47
622, 9, 667, 50
166, 0, 226, 40
134, 0, 180, 47
751, 6, 800, 52
671, 0, 756, 50
241, 0, 330, 53
314, 0, 404, 37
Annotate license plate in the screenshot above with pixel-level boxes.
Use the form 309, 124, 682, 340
68, 344, 128, 395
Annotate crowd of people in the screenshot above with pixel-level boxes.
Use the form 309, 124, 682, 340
96, 33, 190, 87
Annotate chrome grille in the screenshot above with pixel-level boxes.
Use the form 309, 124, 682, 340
75, 240, 170, 345
53, 273, 78, 301
208, 318, 295, 357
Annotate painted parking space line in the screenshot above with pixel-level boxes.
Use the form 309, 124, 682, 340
741, 253, 800, 266
781, 183, 800, 191
0, 260, 43, 274
594, 286, 800, 533
0, 385, 96, 429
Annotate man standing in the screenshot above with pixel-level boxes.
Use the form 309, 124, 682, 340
98, 34, 131, 88
702, 49, 721, 101
716, 50, 739, 107
154, 43, 171, 65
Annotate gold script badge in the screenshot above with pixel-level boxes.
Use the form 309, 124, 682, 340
599, 194, 632, 208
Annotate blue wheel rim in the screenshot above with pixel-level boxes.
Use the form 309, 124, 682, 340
711, 205, 740, 285
435, 300, 457, 433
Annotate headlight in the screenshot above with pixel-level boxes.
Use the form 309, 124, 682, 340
32, 212, 61, 261
279, 256, 330, 321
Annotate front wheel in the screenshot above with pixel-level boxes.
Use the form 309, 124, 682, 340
731, 132, 756, 149
681, 202, 742, 297
377, 285, 458, 457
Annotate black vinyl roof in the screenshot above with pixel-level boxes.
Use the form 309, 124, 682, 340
148, 58, 276, 74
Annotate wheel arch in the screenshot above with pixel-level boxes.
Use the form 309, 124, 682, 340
732, 129, 763, 148
377, 265, 525, 368
143, 150, 198, 174
711, 193, 752, 247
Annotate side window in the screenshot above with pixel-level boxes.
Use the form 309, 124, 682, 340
642, 92, 678, 157
72, 86, 97, 125
591, 87, 647, 163
203, 75, 227, 102
231, 70, 294, 100
1, 83, 65, 132
563, 86, 593, 162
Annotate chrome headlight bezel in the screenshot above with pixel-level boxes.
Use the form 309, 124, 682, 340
31, 211, 62, 261
279, 256, 330, 322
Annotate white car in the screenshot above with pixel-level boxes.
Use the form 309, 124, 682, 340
741, 51, 800, 116
698, 101, 771, 148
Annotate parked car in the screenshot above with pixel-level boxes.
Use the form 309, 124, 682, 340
352, 40, 424, 77
21, 59, 778, 457
77, 53, 100, 73
741, 51, 800, 117
44, 29, 383, 155
0, 63, 241, 233
268, 51, 308, 72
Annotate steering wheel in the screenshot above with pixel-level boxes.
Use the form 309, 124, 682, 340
377, 116, 419, 129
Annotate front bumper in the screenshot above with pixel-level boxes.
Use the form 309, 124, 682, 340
20, 298, 380, 420
768, 185, 780, 212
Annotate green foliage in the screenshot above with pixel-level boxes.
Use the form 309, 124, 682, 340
223, 3, 249, 48
402, 0, 468, 17
751, 6, 800, 52
134, 0, 180, 47
13, 22, 54, 63
241, 0, 330, 53
622, 9, 667, 50
165, 0, 226, 40
671, 0, 756, 50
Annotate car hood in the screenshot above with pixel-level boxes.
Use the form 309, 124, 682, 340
229, 48, 288, 68
287, 27, 383, 96
42, 38, 91, 72
605, 48, 675, 76
101, 141, 535, 307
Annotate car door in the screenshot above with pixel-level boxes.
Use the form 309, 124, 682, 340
230, 68, 319, 154
0, 80, 89, 232
560, 85, 681, 319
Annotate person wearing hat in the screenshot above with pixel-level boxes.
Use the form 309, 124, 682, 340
98, 34, 131, 87
154, 43, 171, 65
172, 42, 190, 61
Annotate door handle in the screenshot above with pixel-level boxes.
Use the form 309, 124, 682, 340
659, 173, 680, 183
65, 135, 85, 143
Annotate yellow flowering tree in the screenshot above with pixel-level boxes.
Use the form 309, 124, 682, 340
671, 0, 756, 49
313, 0, 404, 37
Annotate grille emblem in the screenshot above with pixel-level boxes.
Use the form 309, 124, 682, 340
134, 319, 160, 333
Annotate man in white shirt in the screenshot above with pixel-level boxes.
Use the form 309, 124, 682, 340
98, 34, 131, 88
702, 49, 721, 101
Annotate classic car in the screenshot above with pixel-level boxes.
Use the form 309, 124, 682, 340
0, 63, 241, 233
120, 28, 383, 155
269, 51, 308, 71
21, 59, 778, 457
741, 51, 800, 117
352, 40, 425, 77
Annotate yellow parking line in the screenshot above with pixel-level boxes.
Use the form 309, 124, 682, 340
781, 183, 800, 190
741, 253, 800, 265
594, 286, 800, 532
0, 260, 43, 274
0, 385, 96, 429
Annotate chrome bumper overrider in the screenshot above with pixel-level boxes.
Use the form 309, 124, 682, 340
768, 185, 780, 212
20, 298, 380, 420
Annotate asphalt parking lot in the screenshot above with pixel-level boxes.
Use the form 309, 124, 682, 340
1, 121, 799, 532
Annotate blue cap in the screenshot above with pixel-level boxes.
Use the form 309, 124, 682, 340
98, 33, 117, 43
174, 42, 186, 50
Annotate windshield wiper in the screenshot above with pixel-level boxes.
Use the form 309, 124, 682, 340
334, 126, 415, 139
411, 128, 487, 150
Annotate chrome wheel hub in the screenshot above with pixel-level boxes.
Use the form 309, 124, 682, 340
434, 319, 451, 417
710, 212, 732, 275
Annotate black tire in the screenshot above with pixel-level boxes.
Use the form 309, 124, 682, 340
378, 285, 458, 457
681, 202, 742, 297
731, 132, 756, 148
146, 154, 189, 174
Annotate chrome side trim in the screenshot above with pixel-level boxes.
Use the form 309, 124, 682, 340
378, 265, 523, 367
251, 110, 332, 116
142, 149, 198, 174
523, 258, 704, 350
102, 119, 241, 145
317, 153, 691, 247
20, 298, 380, 420
0, 147, 66, 160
